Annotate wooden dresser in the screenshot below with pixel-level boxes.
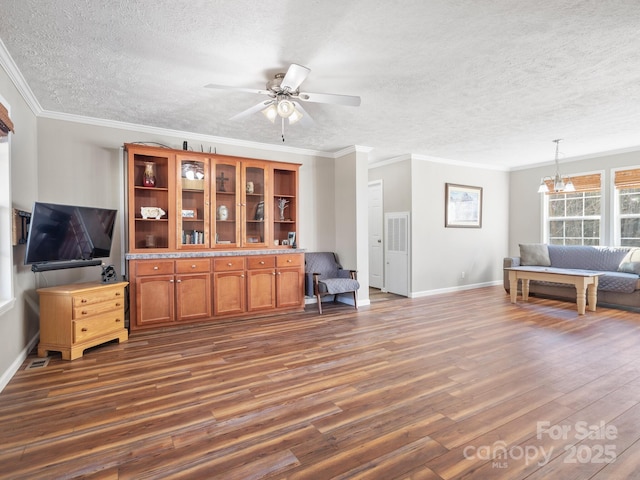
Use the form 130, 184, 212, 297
37, 281, 129, 360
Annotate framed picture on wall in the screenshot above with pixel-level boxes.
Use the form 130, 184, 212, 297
445, 183, 483, 228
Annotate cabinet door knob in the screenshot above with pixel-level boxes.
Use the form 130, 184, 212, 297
115, 318, 121, 322
169, 279, 174, 283
273, 272, 276, 276
81, 328, 88, 332
177, 279, 182, 283
240, 274, 245, 278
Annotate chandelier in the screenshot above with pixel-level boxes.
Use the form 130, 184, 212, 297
537, 139, 575, 193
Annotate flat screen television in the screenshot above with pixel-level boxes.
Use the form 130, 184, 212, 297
24, 202, 118, 272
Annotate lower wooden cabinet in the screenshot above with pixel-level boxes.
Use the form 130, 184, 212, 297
37, 281, 129, 360
129, 253, 304, 330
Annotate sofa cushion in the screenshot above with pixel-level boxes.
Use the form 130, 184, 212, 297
598, 272, 640, 294
519, 243, 551, 266
548, 245, 630, 271
618, 248, 640, 274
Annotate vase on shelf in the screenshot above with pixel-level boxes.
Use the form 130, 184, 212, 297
143, 162, 156, 187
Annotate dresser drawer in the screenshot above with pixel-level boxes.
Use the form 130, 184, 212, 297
247, 255, 275, 269
135, 260, 175, 276
213, 257, 245, 271
72, 286, 125, 307
277, 254, 303, 268
73, 313, 126, 343
73, 298, 125, 319
175, 258, 210, 274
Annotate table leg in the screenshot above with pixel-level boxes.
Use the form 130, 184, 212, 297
509, 271, 519, 303
575, 279, 587, 315
587, 277, 598, 312
522, 279, 530, 301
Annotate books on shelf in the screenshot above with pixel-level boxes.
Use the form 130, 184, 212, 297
182, 230, 205, 245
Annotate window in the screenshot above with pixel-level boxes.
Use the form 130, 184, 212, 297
544, 173, 602, 245
0, 99, 13, 314
614, 168, 640, 247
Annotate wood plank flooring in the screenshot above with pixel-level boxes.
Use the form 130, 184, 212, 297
2, 286, 640, 479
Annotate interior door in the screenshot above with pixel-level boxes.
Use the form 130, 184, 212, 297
385, 212, 410, 296
368, 181, 384, 289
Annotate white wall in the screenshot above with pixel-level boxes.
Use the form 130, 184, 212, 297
508, 150, 640, 255
369, 156, 510, 296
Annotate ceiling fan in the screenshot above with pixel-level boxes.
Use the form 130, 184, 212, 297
205, 64, 361, 141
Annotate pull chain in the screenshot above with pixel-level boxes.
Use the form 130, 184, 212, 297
281, 117, 285, 142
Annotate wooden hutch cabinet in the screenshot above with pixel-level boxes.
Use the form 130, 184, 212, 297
125, 144, 304, 331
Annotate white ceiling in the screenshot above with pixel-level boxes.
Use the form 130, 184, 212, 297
2, 0, 640, 169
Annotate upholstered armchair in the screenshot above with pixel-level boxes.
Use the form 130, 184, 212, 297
304, 252, 360, 314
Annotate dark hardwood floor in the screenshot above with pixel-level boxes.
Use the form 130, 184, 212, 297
2, 286, 640, 479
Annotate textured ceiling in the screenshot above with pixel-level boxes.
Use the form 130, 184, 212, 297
2, 0, 640, 168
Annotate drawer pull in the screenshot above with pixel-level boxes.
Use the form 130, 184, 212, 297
116, 318, 121, 322
115, 292, 121, 296
260, 261, 265, 265
81, 299, 88, 303
81, 328, 88, 332
227, 262, 233, 266
115, 303, 121, 307
191, 264, 197, 268
81, 311, 88, 315
153, 266, 159, 270
287, 259, 292, 263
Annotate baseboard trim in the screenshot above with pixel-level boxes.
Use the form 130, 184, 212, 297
0, 332, 39, 393
409, 280, 501, 298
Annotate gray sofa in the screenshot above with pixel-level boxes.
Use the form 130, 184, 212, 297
503, 244, 640, 310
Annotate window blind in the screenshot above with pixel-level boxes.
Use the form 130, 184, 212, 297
544, 173, 601, 194
0, 102, 14, 136
614, 169, 640, 189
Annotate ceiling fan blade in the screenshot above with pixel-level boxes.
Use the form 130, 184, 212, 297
280, 64, 311, 92
230, 99, 274, 121
291, 102, 315, 128
205, 84, 270, 96
297, 91, 361, 107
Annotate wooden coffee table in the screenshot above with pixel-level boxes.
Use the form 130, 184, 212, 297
506, 266, 605, 315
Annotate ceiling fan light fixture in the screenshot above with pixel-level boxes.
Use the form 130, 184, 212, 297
276, 98, 295, 118
261, 104, 278, 123
288, 105, 303, 125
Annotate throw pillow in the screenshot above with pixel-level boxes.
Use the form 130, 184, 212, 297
618, 248, 640, 274
519, 243, 551, 266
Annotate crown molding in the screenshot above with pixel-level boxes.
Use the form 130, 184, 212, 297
368, 152, 509, 171
0, 39, 42, 116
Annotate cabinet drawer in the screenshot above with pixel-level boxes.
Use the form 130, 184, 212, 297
247, 255, 275, 269
73, 299, 125, 319
277, 254, 303, 268
73, 314, 125, 343
136, 260, 175, 276
72, 286, 125, 307
213, 257, 246, 271
176, 258, 210, 274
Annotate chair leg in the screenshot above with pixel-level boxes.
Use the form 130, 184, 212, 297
352, 291, 358, 311
316, 294, 323, 314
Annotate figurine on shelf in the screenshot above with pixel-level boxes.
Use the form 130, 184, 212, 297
143, 162, 156, 187
277, 198, 289, 221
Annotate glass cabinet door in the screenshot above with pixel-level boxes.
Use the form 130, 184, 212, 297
244, 164, 266, 246
177, 156, 209, 248
214, 160, 239, 247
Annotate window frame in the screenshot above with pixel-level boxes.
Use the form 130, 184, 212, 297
541, 170, 604, 246
0, 94, 14, 315
612, 166, 640, 247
